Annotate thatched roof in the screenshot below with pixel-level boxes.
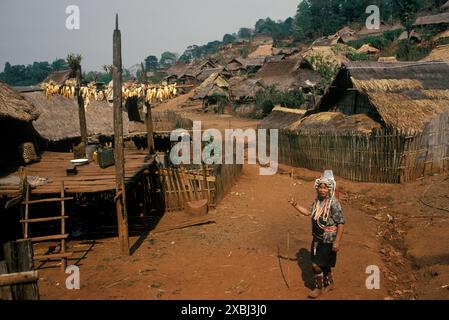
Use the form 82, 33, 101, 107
166, 61, 189, 77
230, 78, 264, 100
356, 22, 403, 38
421, 44, 449, 62
317, 61, 449, 132
336, 27, 357, 43
258, 106, 306, 130
41, 69, 72, 85
399, 30, 422, 42
196, 67, 230, 82
191, 73, 229, 100
0, 81, 39, 122
302, 46, 349, 68
226, 58, 246, 72
414, 12, 449, 26
248, 44, 273, 58
378, 56, 398, 63
22, 91, 145, 141
312, 34, 344, 47
357, 44, 380, 55
443, 0, 449, 9
298, 112, 381, 134
244, 57, 266, 68
253, 34, 274, 45
256, 57, 322, 91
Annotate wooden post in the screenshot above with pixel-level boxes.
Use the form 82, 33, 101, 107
3, 240, 39, 300
76, 68, 88, 149
145, 101, 155, 155
113, 14, 130, 256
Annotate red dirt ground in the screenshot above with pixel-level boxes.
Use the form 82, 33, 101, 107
36, 100, 449, 300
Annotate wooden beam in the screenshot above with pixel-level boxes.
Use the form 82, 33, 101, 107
113, 14, 130, 256
76, 68, 88, 148
0, 271, 39, 287
145, 102, 155, 155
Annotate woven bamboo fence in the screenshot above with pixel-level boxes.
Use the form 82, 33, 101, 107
155, 163, 242, 212
277, 115, 449, 183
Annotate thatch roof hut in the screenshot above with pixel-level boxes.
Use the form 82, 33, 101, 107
414, 12, 449, 26
41, 70, 72, 85
21, 91, 145, 142
298, 112, 381, 134
316, 61, 449, 133
253, 34, 274, 45
302, 46, 349, 69
255, 57, 322, 91
0, 81, 39, 122
166, 61, 189, 78
229, 77, 265, 102
312, 34, 344, 47
226, 58, 246, 73
258, 106, 306, 131
357, 44, 380, 55
248, 44, 273, 58
191, 73, 229, 100
443, 0, 449, 10
421, 44, 449, 62
432, 30, 449, 42
378, 56, 398, 63
336, 27, 357, 43
399, 30, 422, 42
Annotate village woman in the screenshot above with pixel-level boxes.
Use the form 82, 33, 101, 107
288, 175, 345, 298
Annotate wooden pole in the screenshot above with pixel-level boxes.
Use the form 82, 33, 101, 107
113, 14, 130, 256
145, 101, 155, 154
76, 67, 88, 149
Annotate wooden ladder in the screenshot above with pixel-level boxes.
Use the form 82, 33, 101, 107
18, 180, 74, 270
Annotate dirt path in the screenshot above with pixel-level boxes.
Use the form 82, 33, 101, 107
38, 164, 390, 300
36, 101, 449, 300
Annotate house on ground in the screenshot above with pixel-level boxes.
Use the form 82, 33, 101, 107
225, 58, 247, 75
41, 69, 73, 86
21, 89, 146, 150
0, 81, 40, 167
357, 44, 380, 55
414, 12, 449, 27
311, 34, 344, 47
399, 30, 422, 43
248, 44, 273, 58
274, 61, 449, 183
243, 57, 266, 73
255, 56, 322, 92
191, 72, 230, 103
229, 77, 265, 103
336, 27, 357, 43
258, 106, 306, 131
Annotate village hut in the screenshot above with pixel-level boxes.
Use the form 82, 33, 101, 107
252, 34, 274, 45
357, 44, 380, 55
414, 12, 449, 27
248, 44, 273, 58
0, 81, 40, 167
421, 44, 449, 62
336, 27, 357, 43
191, 72, 230, 101
356, 22, 403, 39
378, 56, 398, 63
255, 56, 322, 92
165, 61, 189, 84
20, 89, 146, 149
276, 61, 449, 183
229, 77, 265, 103
41, 69, 73, 86
243, 57, 266, 73
311, 34, 344, 47
258, 106, 306, 131
225, 58, 247, 75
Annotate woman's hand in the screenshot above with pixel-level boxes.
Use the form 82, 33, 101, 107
332, 242, 340, 252
288, 197, 297, 206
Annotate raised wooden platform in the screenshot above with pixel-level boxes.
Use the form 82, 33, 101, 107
0, 149, 154, 197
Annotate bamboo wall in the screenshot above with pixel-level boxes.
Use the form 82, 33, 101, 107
155, 163, 242, 212
277, 113, 449, 183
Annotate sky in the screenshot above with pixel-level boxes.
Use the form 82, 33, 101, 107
0, 0, 299, 72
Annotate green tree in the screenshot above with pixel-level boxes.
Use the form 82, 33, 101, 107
159, 51, 178, 68
145, 55, 159, 71
223, 33, 237, 44
51, 58, 69, 71
238, 28, 253, 39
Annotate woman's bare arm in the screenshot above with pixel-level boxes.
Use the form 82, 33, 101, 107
288, 198, 311, 216
332, 224, 345, 252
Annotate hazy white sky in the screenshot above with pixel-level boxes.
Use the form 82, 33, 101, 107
0, 0, 299, 71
